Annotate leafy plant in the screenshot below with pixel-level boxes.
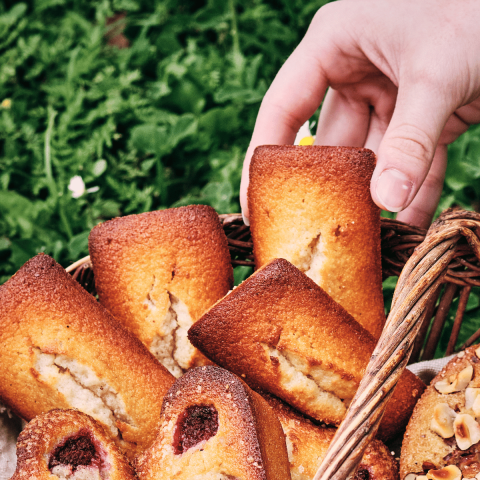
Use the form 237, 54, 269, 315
0, 0, 479, 358
0, 0, 330, 282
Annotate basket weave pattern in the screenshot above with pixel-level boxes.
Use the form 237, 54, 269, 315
66, 209, 480, 478
67, 211, 480, 359
312, 208, 480, 479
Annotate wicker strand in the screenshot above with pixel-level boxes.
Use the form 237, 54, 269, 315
312, 211, 480, 480
408, 285, 441, 364
445, 285, 472, 356
421, 282, 458, 360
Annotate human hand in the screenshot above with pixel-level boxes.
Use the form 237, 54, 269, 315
240, 0, 480, 228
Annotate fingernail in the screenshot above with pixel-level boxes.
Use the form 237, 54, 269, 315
375, 169, 413, 212
242, 210, 250, 226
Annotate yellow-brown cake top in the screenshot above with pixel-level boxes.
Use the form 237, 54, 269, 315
0, 254, 174, 458
136, 366, 291, 480
88, 204, 233, 342
248, 145, 384, 339
189, 258, 375, 425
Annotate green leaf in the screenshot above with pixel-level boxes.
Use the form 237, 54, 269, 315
234, 265, 253, 286
0, 3, 27, 28
9, 239, 43, 267
0, 190, 35, 219
92, 159, 107, 177
67, 231, 89, 261
130, 124, 168, 155
0, 237, 11, 251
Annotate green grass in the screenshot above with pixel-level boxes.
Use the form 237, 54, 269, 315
0, 0, 331, 281
1, 0, 479, 356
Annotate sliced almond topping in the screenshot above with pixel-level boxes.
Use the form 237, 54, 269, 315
431, 403, 456, 438
454, 413, 480, 450
426, 465, 462, 480
475, 346, 480, 359
435, 364, 473, 394
404, 475, 418, 480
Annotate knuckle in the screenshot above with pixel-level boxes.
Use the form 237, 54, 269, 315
311, 2, 341, 29
260, 95, 305, 133
388, 124, 435, 166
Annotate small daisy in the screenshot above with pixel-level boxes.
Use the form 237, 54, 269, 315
68, 176, 99, 198
294, 121, 315, 145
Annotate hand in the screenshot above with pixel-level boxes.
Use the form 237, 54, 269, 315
240, 0, 480, 228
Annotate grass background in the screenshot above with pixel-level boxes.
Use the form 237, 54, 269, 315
0, 0, 479, 356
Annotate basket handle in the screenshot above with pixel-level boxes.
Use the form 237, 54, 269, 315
313, 209, 480, 480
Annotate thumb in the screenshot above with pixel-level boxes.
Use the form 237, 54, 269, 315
371, 83, 452, 215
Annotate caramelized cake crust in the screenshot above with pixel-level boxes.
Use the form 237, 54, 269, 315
136, 366, 291, 480
0, 254, 174, 459
11, 409, 137, 480
248, 145, 384, 339
401, 346, 480, 479
89, 205, 233, 377
189, 258, 423, 439
263, 394, 399, 480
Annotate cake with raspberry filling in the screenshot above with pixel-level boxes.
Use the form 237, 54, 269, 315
10, 409, 136, 480
135, 366, 291, 480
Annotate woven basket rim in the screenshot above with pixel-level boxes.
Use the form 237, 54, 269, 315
61, 208, 480, 479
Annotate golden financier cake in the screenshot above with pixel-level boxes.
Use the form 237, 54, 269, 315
0, 254, 174, 459
401, 346, 480, 480
189, 258, 424, 440
136, 366, 291, 480
263, 394, 399, 480
10, 409, 137, 480
248, 145, 384, 339
89, 205, 233, 377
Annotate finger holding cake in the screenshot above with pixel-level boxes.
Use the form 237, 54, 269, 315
10, 409, 137, 480
88, 205, 233, 378
0, 254, 175, 459
188, 258, 424, 440
248, 145, 385, 340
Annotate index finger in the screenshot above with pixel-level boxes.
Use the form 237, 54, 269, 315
240, 35, 329, 223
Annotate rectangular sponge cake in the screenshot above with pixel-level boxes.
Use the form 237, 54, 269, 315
248, 145, 385, 339
0, 254, 175, 459
189, 258, 424, 440
88, 205, 233, 378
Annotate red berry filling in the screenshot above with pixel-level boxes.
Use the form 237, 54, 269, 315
173, 405, 219, 454
49, 430, 100, 472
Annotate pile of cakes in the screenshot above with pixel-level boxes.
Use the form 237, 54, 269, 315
0, 146, 465, 480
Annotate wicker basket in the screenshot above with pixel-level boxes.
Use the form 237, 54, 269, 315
66, 208, 480, 479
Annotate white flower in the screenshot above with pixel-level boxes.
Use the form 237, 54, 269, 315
68, 176, 100, 198
294, 121, 316, 145
68, 176, 85, 198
